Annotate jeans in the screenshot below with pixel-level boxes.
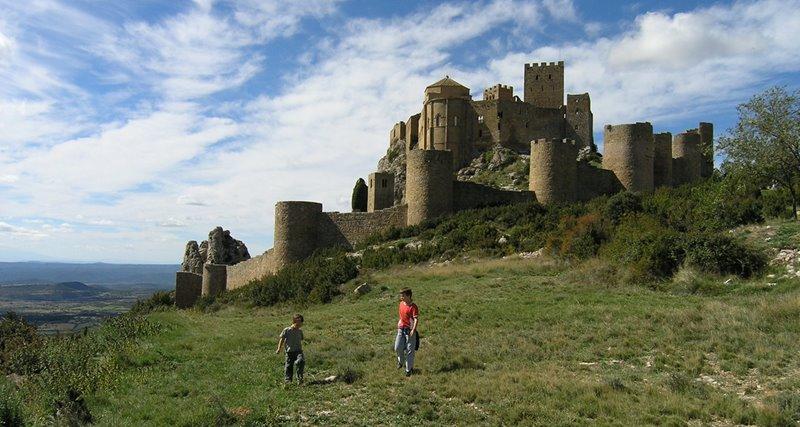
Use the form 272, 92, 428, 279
394, 328, 416, 372
284, 351, 305, 382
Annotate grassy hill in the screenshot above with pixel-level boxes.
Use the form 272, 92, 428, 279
78, 255, 800, 425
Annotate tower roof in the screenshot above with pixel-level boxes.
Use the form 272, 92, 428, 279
426, 76, 467, 89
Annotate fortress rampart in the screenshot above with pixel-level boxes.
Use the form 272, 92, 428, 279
406, 150, 454, 225
672, 131, 703, 186
653, 132, 673, 188
603, 123, 655, 193
273, 201, 323, 270
530, 138, 578, 203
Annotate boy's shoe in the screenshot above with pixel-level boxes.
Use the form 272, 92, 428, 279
298, 377, 304, 386
397, 360, 402, 369
405, 370, 412, 377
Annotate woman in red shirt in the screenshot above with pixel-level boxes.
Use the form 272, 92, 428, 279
394, 287, 419, 377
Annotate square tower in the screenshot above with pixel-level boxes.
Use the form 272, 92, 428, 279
483, 84, 513, 101
523, 61, 564, 109
368, 172, 394, 212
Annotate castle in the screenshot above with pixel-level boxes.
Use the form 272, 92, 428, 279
175, 60, 714, 302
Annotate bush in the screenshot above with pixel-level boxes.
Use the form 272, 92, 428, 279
546, 213, 610, 260
0, 382, 24, 426
762, 187, 794, 219
0, 312, 41, 375
129, 291, 174, 315
604, 192, 642, 225
601, 214, 685, 281
683, 233, 767, 278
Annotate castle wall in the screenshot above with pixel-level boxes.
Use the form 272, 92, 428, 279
566, 93, 593, 150
698, 122, 714, 178
603, 123, 654, 193
576, 162, 623, 201
453, 181, 534, 211
672, 131, 702, 186
406, 149, 454, 225
319, 205, 408, 249
524, 61, 564, 109
368, 172, 394, 212
201, 264, 227, 297
175, 271, 202, 308
653, 132, 673, 188
406, 114, 420, 151
471, 100, 564, 153
273, 201, 323, 270
529, 138, 578, 203
226, 249, 275, 290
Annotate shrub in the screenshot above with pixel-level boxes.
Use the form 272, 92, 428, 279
601, 214, 685, 281
0, 382, 24, 427
761, 187, 794, 219
129, 291, 174, 315
546, 213, 610, 260
0, 312, 41, 375
683, 233, 766, 278
604, 192, 642, 224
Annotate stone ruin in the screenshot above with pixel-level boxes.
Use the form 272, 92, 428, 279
181, 226, 250, 275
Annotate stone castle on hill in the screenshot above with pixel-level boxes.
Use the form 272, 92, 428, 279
174, 60, 714, 305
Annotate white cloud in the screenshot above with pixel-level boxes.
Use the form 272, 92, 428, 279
543, 0, 577, 22
0, 222, 48, 239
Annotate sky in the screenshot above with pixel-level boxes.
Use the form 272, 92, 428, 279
1, 0, 799, 264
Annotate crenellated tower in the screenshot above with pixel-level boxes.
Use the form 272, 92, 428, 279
523, 61, 564, 108
603, 123, 655, 193
566, 93, 593, 150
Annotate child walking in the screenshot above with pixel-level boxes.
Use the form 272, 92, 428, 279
394, 288, 419, 377
276, 314, 305, 385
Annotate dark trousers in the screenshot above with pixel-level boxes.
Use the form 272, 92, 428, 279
284, 351, 305, 382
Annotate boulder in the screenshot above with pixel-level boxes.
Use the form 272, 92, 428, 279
180, 227, 250, 274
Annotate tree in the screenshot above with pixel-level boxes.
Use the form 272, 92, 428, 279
351, 178, 368, 212
719, 86, 800, 219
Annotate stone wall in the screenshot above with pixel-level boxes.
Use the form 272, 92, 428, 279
672, 131, 703, 186
566, 93, 593, 150
472, 100, 564, 154
406, 149, 454, 225
653, 132, 673, 188
452, 181, 534, 211
530, 138, 578, 203
576, 162, 623, 201
273, 201, 323, 270
320, 205, 408, 249
368, 172, 394, 212
226, 249, 275, 290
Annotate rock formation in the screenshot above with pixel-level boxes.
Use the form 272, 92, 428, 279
180, 226, 250, 274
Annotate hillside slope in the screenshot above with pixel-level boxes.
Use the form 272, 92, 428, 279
88, 256, 800, 425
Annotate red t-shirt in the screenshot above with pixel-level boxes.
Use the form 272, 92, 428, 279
398, 302, 419, 329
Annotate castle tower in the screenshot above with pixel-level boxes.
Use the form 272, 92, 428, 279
529, 138, 578, 204
698, 122, 714, 178
273, 201, 322, 269
483, 84, 513, 101
406, 149, 453, 225
672, 132, 702, 186
523, 61, 564, 108
368, 172, 394, 212
389, 121, 406, 146
603, 123, 655, 193
406, 113, 420, 152
566, 93, 593, 150
653, 132, 673, 188
419, 76, 475, 170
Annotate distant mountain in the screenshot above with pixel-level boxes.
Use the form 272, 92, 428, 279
0, 262, 178, 288
0, 281, 105, 301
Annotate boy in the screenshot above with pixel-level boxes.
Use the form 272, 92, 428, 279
394, 288, 419, 377
276, 314, 305, 385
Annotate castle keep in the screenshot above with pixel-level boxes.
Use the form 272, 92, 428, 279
179, 60, 715, 292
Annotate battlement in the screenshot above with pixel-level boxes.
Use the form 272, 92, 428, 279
483, 84, 514, 101
525, 61, 565, 68
532, 137, 577, 146
604, 122, 654, 143
524, 60, 564, 108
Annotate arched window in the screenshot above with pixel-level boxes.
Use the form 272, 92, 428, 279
435, 114, 440, 127
478, 115, 484, 124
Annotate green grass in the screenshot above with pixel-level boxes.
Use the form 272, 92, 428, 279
85, 256, 800, 426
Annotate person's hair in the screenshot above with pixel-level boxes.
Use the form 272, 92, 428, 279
399, 288, 412, 297
292, 314, 304, 323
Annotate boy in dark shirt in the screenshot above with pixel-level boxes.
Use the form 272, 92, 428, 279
276, 314, 305, 385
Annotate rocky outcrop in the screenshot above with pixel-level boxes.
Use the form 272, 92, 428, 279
457, 145, 530, 191
180, 226, 250, 274
376, 139, 407, 206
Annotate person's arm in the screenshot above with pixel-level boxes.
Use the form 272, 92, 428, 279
275, 336, 285, 354
409, 315, 419, 337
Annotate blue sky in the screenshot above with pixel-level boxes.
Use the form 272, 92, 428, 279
1, 0, 799, 263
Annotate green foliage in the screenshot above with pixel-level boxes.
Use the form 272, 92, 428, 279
683, 233, 767, 278
230, 249, 359, 307
0, 312, 41, 375
761, 187, 794, 219
604, 191, 642, 225
0, 382, 24, 427
545, 213, 610, 260
601, 215, 685, 281
129, 290, 174, 315
351, 178, 368, 212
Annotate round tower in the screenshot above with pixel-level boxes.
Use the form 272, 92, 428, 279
201, 264, 227, 298
406, 149, 454, 225
529, 138, 578, 204
273, 201, 322, 269
603, 122, 654, 193
419, 77, 475, 170
672, 132, 702, 186
653, 132, 673, 188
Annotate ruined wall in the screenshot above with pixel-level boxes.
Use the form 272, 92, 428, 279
471, 100, 564, 153
368, 172, 394, 212
672, 131, 702, 186
226, 249, 275, 290
566, 93, 593, 150
530, 138, 578, 203
523, 61, 564, 109
273, 201, 323, 270
406, 114, 420, 151
576, 162, 623, 201
603, 123, 654, 193
653, 132, 673, 188
406, 149, 454, 225
453, 181, 534, 211
389, 121, 406, 146
483, 84, 513, 101
319, 205, 408, 249
698, 122, 714, 178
